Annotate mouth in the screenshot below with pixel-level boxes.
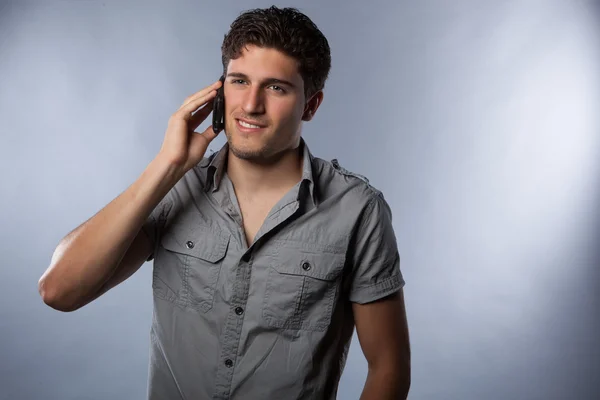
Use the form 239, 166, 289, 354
236, 118, 267, 132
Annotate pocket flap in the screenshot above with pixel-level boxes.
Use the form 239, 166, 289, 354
161, 224, 229, 263
268, 241, 346, 281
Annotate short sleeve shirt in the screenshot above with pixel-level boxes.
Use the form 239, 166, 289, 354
141, 138, 405, 400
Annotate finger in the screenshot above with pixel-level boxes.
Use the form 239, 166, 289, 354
178, 89, 218, 120
180, 79, 222, 108
188, 100, 214, 131
180, 79, 222, 109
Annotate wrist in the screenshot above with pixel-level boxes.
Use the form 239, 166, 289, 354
146, 155, 186, 195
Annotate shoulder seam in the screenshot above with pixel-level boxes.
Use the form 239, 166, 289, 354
327, 158, 381, 196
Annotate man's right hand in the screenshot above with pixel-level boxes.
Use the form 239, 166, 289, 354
158, 79, 224, 174
38, 79, 227, 312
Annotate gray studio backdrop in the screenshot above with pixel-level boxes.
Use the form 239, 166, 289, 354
1, 1, 599, 399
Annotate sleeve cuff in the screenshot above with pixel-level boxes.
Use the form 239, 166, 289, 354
349, 273, 405, 304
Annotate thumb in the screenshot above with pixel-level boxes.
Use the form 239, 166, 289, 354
190, 125, 220, 158
192, 124, 219, 143
198, 124, 220, 143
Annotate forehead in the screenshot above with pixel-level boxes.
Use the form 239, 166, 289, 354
227, 45, 302, 84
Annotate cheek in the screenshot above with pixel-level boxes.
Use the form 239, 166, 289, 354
224, 88, 242, 112
224, 96, 236, 115
271, 99, 303, 126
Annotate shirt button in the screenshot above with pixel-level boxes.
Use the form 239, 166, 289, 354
235, 307, 244, 315
302, 262, 311, 271
185, 241, 194, 249
225, 359, 233, 368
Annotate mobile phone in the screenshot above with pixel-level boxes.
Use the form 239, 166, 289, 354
212, 75, 225, 134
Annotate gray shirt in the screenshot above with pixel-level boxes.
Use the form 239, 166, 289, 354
141, 138, 404, 400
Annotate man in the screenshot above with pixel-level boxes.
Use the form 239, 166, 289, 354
38, 6, 410, 400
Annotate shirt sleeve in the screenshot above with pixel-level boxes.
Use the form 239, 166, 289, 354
348, 192, 405, 304
141, 192, 173, 262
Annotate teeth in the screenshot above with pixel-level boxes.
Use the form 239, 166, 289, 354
239, 120, 261, 129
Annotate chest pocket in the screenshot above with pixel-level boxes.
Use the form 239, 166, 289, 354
262, 241, 346, 332
154, 223, 230, 313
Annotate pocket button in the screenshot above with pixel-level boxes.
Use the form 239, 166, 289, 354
302, 262, 311, 271
186, 241, 194, 249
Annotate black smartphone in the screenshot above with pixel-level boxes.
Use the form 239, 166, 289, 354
212, 75, 225, 134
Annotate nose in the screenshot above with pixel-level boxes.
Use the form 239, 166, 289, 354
241, 86, 265, 115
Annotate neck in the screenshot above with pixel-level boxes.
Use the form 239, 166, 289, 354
226, 145, 304, 197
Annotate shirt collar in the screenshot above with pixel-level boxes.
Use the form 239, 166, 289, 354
202, 137, 318, 206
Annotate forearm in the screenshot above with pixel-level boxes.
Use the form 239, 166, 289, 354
359, 366, 410, 400
38, 155, 182, 310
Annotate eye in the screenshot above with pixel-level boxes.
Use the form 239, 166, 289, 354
269, 85, 285, 93
231, 79, 246, 85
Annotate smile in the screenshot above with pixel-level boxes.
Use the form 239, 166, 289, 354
236, 119, 266, 131
239, 120, 262, 128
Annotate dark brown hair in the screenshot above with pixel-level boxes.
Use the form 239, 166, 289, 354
221, 6, 331, 99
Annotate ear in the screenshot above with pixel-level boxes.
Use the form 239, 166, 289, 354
302, 90, 324, 121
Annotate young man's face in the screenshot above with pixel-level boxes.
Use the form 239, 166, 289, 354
223, 44, 321, 162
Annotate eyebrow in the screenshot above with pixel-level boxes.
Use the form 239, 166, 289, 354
226, 72, 297, 89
